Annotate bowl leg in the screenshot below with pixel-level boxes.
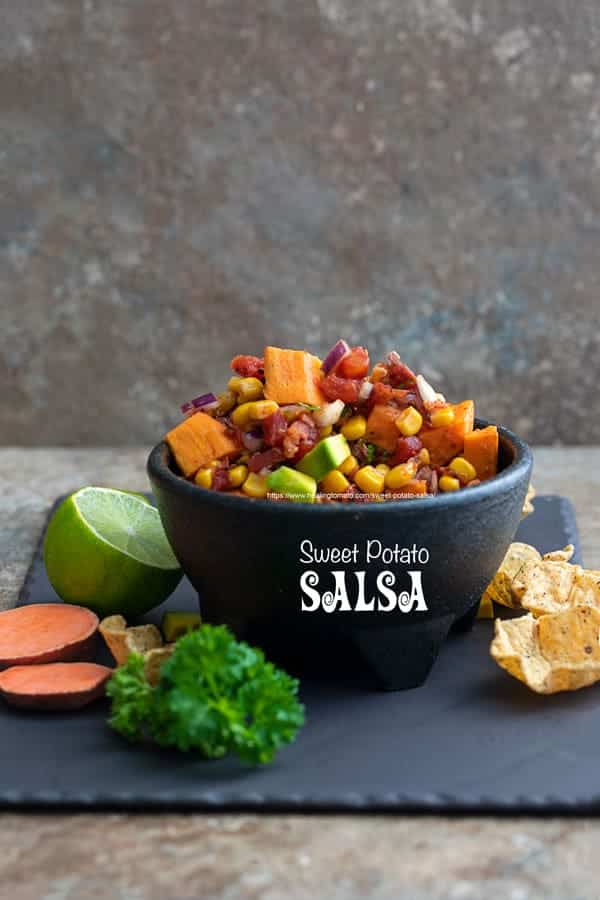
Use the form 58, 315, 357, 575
349, 614, 455, 691
451, 600, 480, 634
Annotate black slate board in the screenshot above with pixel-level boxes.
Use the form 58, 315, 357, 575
5, 494, 597, 813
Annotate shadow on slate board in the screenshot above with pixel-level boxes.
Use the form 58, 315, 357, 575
5, 493, 600, 814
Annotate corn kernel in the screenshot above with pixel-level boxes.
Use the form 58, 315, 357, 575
338, 454, 359, 477
385, 460, 418, 490
248, 400, 279, 420
354, 465, 385, 494
231, 402, 253, 427
439, 474, 461, 493
242, 472, 269, 498
208, 459, 219, 469
228, 464, 248, 488
236, 377, 264, 402
418, 448, 430, 465
231, 400, 278, 427
194, 468, 213, 489
430, 405, 455, 428
449, 456, 477, 484
321, 470, 350, 494
395, 406, 423, 437
216, 390, 236, 415
341, 415, 367, 441
228, 376, 243, 392
371, 364, 387, 382
320, 425, 333, 438
376, 463, 390, 475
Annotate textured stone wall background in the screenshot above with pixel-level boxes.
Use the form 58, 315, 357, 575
1, 0, 600, 446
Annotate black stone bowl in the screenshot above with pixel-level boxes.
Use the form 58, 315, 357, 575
148, 420, 532, 691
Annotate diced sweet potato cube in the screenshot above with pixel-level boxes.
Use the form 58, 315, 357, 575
394, 479, 427, 496
365, 404, 401, 452
463, 425, 499, 480
420, 400, 475, 466
166, 412, 238, 477
263, 346, 325, 407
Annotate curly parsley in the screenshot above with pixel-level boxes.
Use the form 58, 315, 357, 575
106, 625, 305, 765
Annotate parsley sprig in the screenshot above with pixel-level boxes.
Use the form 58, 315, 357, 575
106, 625, 305, 764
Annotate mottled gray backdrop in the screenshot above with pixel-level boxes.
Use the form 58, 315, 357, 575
1, 0, 599, 446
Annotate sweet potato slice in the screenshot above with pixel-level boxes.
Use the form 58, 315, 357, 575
463, 425, 499, 480
166, 411, 239, 477
365, 404, 401, 452
263, 346, 325, 407
0, 604, 98, 668
420, 400, 475, 466
0, 662, 112, 710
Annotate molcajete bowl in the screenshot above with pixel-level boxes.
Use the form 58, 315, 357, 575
148, 420, 532, 691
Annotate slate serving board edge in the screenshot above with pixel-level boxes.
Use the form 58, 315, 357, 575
7, 493, 594, 816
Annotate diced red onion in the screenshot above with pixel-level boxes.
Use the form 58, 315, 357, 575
358, 380, 373, 401
416, 374, 445, 407
242, 428, 264, 452
322, 339, 350, 374
313, 399, 345, 427
180, 392, 217, 415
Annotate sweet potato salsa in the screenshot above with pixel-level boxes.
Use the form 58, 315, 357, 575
165, 342, 499, 503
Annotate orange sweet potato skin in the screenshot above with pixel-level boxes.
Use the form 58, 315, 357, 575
166, 411, 238, 477
263, 346, 325, 407
0, 604, 98, 669
0, 662, 112, 710
463, 425, 499, 480
420, 400, 475, 466
365, 404, 400, 452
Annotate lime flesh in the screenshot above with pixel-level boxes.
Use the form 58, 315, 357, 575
44, 487, 182, 618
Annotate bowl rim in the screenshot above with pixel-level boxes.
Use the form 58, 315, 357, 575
147, 418, 533, 516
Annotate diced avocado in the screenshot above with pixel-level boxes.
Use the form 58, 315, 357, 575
296, 434, 351, 482
161, 611, 202, 642
266, 466, 317, 503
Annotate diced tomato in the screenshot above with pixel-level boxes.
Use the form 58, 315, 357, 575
337, 346, 369, 379
248, 447, 284, 473
262, 410, 288, 447
321, 373, 362, 404
230, 355, 264, 379
283, 413, 319, 460
386, 351, 416, 388
391, 436, 423, 465
368, 382, 410, 409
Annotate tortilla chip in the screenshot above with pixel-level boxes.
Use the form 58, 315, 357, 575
522, 483, 535, 518
491, 606, 600, 693
543, 544, 575, 563
99, 616, 163, 666
482, 542, 542, 609
477, 594, 494, 619
144, 645, 175, 686
514, 560, 580, 616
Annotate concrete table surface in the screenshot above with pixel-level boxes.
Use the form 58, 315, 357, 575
1, 446, 599, 900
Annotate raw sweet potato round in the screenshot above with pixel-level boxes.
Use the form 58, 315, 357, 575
0, 604, 99, 667
0, 662, 112, 710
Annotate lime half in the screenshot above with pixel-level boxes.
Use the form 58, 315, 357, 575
44, 487, 182, 618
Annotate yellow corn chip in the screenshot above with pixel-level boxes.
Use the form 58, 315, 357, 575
482, 542, 542, 609
491, 606, 600, 694
543, 545, 575, 563
477, 594, 494, 619
99, 615, 163, 666
515, 560, 580, 617
144, 645, 175, 686
522, 483, 535, 518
